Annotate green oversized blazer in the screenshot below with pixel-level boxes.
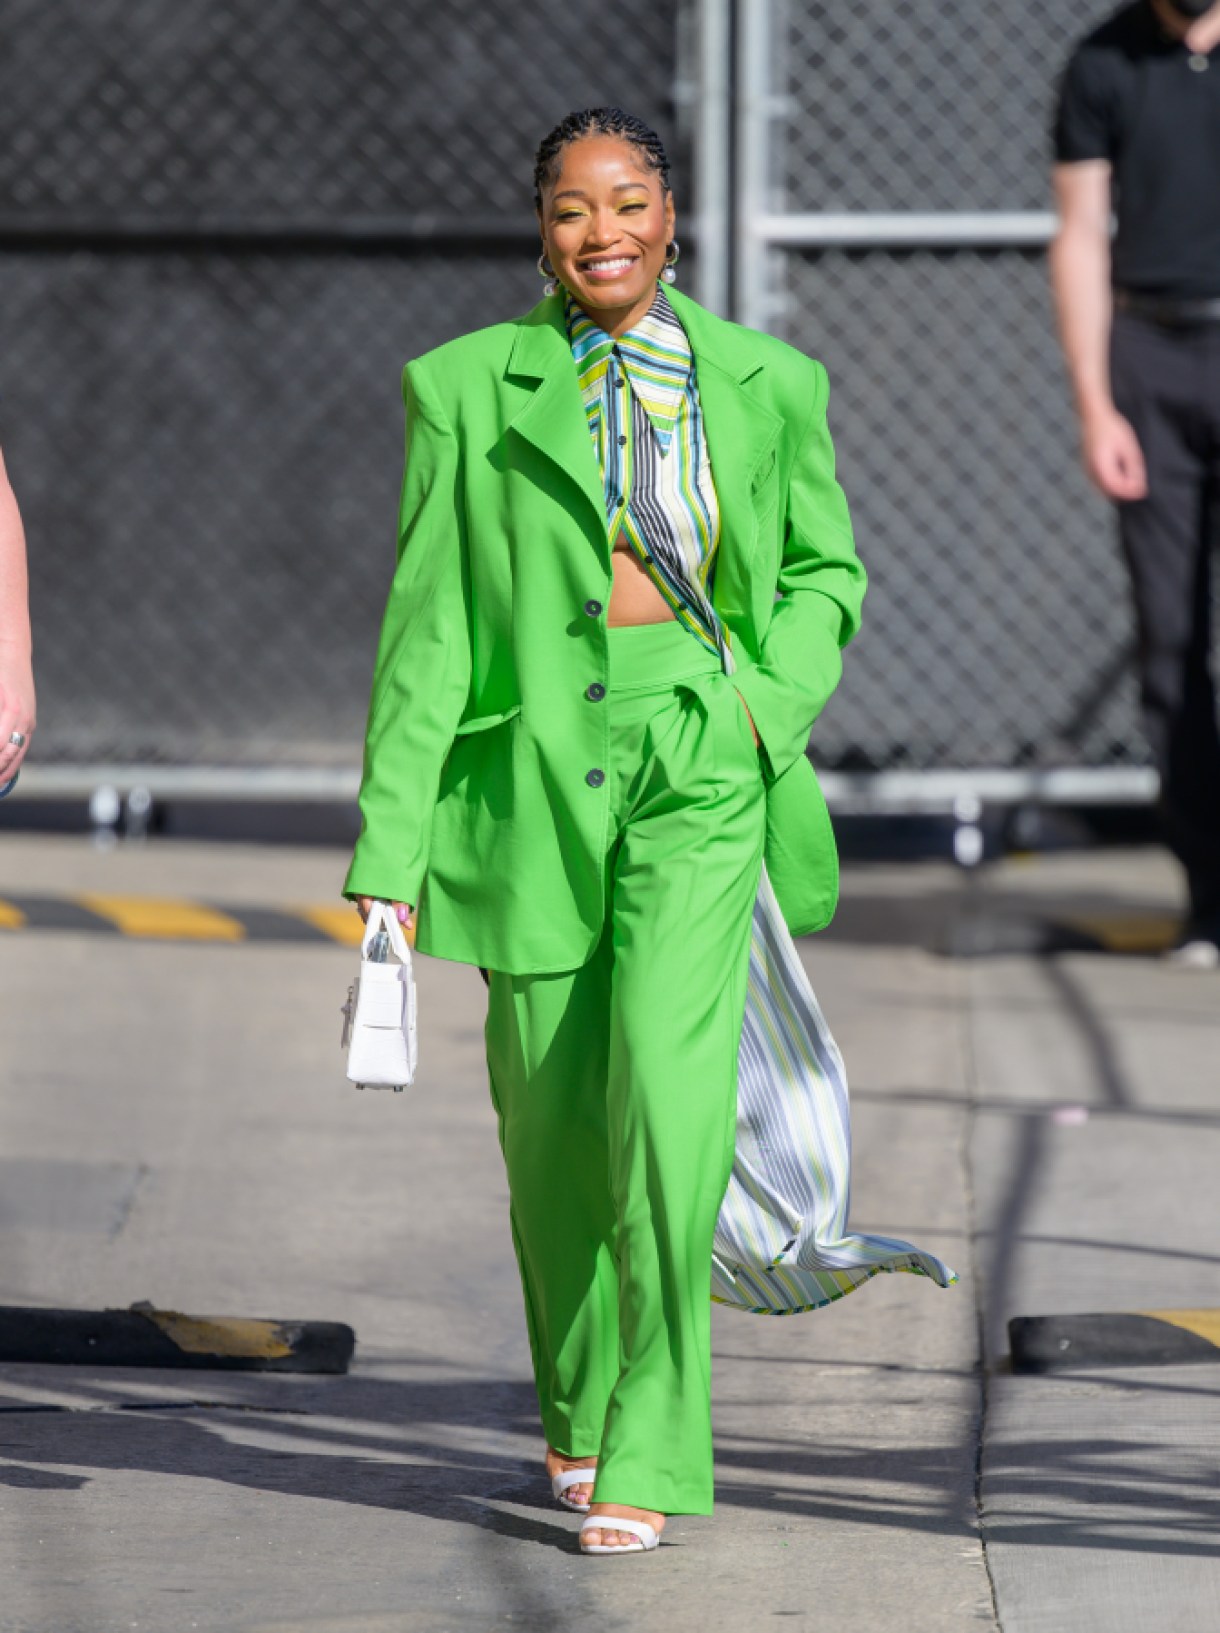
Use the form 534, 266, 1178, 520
344, 286, 866, 975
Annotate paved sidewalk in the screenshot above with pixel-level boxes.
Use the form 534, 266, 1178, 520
0, 835, 1216, 1633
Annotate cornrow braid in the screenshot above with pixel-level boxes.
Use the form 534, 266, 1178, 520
533, 107, 671, 209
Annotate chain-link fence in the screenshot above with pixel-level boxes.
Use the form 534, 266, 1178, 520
782, 247, 1139, 772
1, 1, 1175, 781
779, 4, 1083, 214
1, 0, 686, 769
751, 0, 1155, 776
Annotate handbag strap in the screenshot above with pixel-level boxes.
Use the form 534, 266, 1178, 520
361, 900, 413, 966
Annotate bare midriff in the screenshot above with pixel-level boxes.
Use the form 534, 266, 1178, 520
606, 540, 676, 627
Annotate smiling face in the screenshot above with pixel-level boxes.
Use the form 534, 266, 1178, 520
537, 134, 676, 337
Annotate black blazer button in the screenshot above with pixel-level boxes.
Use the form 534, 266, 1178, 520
586, 682, 606, 701
585, 768, 605, 788
584, 598, 603, 617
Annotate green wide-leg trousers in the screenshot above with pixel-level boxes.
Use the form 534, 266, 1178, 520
484, 621, 767, 1516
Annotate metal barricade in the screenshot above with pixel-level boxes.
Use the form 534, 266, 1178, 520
3, 0, 1180, 808
695, 0, 1158, 804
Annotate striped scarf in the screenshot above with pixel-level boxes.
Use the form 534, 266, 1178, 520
564, 285, 957, 1315
565, 287, 724, 661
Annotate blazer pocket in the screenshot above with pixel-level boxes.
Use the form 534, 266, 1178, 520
750, 451, 780, 544
752, 485, 780, 549
750, 448, 777, 491
452, 704, 521, 737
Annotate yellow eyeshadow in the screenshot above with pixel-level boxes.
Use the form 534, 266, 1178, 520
552, 198, 647, 220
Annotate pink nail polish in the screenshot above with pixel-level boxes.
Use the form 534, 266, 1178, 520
397, 906, 409, 923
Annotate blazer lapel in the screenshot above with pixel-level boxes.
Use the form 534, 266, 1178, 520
667, 288, 784, 621
505, 299, 609, 556
501, 289, 783, 591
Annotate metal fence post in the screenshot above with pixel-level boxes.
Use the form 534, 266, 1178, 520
734, 0, 776, 332
690, 0, 732, 316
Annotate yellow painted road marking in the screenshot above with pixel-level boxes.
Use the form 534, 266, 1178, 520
1141, 1309, 1220, 1347
138, 1307, 293, 1359
1063, 913, 1179, 954
0, 894, 422, 947
79, 893, 246, 942
298, 904, 416, 948
297, 904, 365, 947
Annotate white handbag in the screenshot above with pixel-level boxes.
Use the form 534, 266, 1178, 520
340, 901, 418, 1092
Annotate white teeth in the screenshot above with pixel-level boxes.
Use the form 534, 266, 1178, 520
585, 257, 635, 272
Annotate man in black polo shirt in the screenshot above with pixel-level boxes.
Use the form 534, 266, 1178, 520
1051, 0, 1220, 967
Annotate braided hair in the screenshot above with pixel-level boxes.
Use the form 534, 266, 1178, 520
533, 108, 671, 209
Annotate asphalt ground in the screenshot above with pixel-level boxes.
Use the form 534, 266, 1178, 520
0, 833, 1217, 1633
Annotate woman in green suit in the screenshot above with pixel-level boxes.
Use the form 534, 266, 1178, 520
349, 108, 953, 1557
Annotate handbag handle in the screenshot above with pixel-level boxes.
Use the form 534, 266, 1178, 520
361, 899, 413, 965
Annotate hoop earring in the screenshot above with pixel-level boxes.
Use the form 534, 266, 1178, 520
661, 240, 680, 284
537, 250, 559, 297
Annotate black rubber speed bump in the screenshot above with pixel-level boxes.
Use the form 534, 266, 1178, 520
0, 1302, 355, 1373
1010, 1309, 1220, 1374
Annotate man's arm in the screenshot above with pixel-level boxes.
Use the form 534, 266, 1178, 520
1048, 161, 1147, 501
0, 448, 34, 780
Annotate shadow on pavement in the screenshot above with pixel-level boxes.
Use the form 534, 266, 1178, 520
0, 1373, 571, 1545
3, 1360, 1217, 1561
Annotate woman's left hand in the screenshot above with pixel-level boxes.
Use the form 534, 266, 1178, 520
354, 897, 415, 933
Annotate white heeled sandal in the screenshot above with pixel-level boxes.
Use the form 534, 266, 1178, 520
579, 1515, 660, 1555
551, 1465, 597, 1512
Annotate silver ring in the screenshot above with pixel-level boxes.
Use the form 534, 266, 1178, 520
8, 731, 25, 748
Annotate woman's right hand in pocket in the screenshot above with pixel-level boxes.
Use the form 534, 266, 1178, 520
355, 897, 414, 932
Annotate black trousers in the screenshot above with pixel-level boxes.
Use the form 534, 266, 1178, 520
1111, 311, 1220, 928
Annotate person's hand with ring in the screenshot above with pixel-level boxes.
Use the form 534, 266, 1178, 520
0, 666, 33, 781
0, 447, 34, 783
354, 897, 414, 933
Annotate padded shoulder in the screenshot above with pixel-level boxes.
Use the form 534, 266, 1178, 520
667, 287, 827, 422
411, 317, 520, 376
404, 317, 524, 420
755, 329, 827, 412
732, 321, 828, 428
